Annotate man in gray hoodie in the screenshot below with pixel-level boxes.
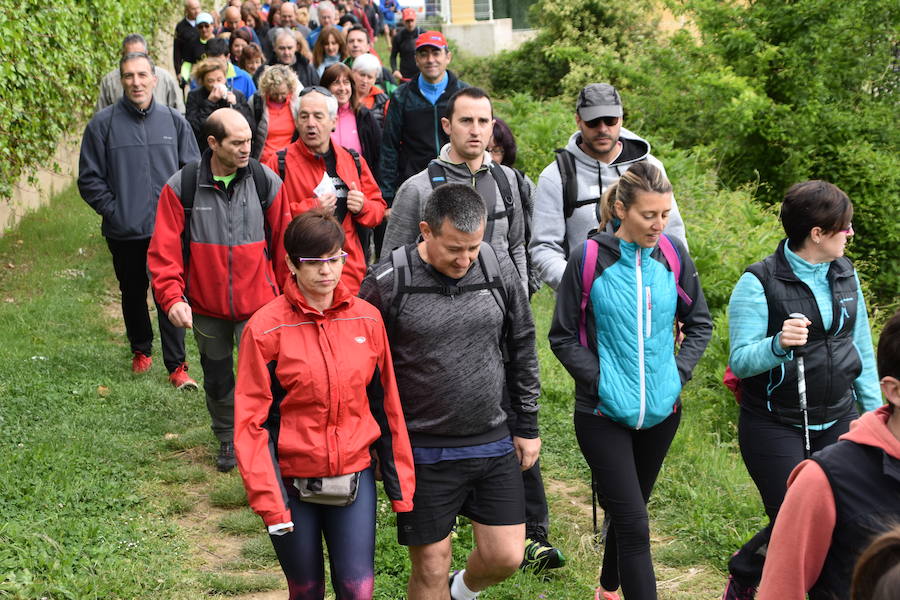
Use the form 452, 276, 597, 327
529, 83, 687, 291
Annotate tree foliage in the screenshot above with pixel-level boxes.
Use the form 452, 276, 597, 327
0, 0, 164, 202
481, 0, 899, 300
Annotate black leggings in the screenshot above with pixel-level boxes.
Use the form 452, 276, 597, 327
728, 406, 856, 585
575, 410, 681, 600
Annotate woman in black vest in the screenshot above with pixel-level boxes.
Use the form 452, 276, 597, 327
721, 180, 881, 599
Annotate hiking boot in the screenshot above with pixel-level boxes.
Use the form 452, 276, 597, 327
216, 441, 236, 472
132, 351, 152, 373
594, 588, 620, 600
168, 363, 198, 391
722, 575, 757, 600
521, 536, 566, 572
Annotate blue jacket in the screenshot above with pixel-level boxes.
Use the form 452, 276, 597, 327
550, 232, 712, 429
78, 97, 200, 240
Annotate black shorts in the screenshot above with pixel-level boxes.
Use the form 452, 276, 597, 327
397, 451, 525, 546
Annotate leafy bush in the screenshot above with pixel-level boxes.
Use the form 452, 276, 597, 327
0, 0, 163, 201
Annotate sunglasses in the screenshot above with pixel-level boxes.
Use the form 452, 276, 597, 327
839, 223, 853, 234
583, 116, 619, 128
299, 85, 334, 97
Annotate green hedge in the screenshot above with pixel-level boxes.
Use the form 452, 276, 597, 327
0, 0, 168, 202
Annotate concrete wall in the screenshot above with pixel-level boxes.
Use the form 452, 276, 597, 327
444, 18, 521, 57
0, 135, 81, 235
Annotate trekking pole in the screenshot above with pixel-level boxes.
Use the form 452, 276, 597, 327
591, 473, 599, 543
789, 312, 811, 459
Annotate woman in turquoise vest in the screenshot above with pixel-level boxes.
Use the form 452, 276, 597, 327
550, 161, 712, 600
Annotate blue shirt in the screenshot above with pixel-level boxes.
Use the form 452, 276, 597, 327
418, 73, 448, 105
412, 437, 514, 465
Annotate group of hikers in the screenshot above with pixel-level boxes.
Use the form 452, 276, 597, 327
74, 1, 900, 599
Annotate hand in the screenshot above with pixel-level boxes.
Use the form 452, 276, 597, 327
168, 301, 193, 329
346, 182, 365, 214
780, 316, 811, 348
513, 436, 541, 471
208, 84, 225, 102
371, 449, 383, 481
317, 192, 337, 214
384, 207, 392, 220
225, 91, 237, 105
392, 70, 403, 81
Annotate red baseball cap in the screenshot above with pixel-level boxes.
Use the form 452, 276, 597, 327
401, 8, 416, 21
415, 31, 447, 50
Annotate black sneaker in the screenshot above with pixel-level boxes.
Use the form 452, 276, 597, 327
521, 536, 566, 572
216, 441, 236, 472
721, 575, 757, 600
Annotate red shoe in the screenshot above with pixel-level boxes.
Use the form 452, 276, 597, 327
594, 588, 620, 600
132, 352, 152, 373
169, 363, 198, 391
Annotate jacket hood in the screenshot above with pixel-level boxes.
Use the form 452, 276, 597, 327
841, 405, 900, 460
565, 128, 651, 169
284, 273, 353, 316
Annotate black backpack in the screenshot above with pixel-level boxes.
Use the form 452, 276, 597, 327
426, 160, 540, 296
178, 158, 273, 275
387, 241, 509, 355
276, 147, 374, 263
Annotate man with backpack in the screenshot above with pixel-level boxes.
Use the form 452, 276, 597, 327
360, 183, 541, 600
79, 51, 200, 388
148, 108, 291, 472
529, 83, 687, 291
263, 86, 385, 293
382, 87, 528, 290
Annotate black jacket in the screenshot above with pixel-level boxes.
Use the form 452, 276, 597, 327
356, 105, 382, 185
390, 26, 422, 78
269, 52, 319, 88
173, 18, 198, 78
185, 87, 256, 153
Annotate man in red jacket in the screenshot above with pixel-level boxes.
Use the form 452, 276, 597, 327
149, 108, 292, 472
263, 86, 385, 293
758, 309, 900, 599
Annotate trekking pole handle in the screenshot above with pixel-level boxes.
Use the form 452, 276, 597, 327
788, 313, 808, 410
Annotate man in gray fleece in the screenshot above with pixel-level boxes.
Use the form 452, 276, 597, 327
529, 83, 687, 291
360, 184, 541, 600
380, 87, 528, 292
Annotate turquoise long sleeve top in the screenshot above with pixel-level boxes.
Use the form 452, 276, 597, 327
727, 242, 882, 424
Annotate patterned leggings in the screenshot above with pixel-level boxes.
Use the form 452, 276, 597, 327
270, 468, 376, 600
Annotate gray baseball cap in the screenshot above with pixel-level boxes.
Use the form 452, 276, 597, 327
577, 83, 623, 120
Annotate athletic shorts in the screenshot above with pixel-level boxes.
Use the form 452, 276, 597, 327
397, 451, 525, 546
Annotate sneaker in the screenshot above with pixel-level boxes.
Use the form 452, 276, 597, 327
216, 441, 236, 472
594, 589, 620, 600
168, 363, 198, 391
132, 351, 152, 373
722, 575, 757, 600
521, 536, 566, 572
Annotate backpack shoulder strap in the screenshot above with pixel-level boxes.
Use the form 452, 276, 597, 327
427, 160, 446, 189
555, 148, 578, 219
488, 163, 515, 242
658, 234, 692, 306
247, 158, 274, 250
276, 148, 288, 180
179, 160, 201, 270
476, 241, 508, 316
387, 245, 412, 332
345, 146, 362, 176
578, 239, 600, 347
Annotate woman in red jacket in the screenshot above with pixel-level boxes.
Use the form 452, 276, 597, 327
234, 209, 415, 600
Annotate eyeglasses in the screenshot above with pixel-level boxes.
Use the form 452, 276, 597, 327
839, 223, 853, 234
294, 251, 347, 266
487, 147, 504, 156
584, 116, 619, 128
299, 85, 334, 98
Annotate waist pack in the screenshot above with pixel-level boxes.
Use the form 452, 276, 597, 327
293, 472, 361, 506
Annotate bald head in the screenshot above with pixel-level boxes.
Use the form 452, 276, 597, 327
223, 6, 241, 29
184, 0, 200, 20
205, 109, 252, 174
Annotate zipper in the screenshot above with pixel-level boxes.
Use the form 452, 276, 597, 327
645, 286, 652, 338
635, 248, 646, 429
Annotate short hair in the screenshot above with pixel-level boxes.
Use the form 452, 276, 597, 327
319, 62, 358, 112
351, 53, 381, 77
852, 524, 900, 600
230, 27, 252, 45
877, 309, 900, 381
312, 26, 347, 66
121, 33, 147, 54
491, 117, 517, 167
423, 183, 486, 235
284, 209, 345, 266
238, 42, 264, 72
780, 180, 854, 250
191, 58, 227, 85
445, 87, 491, 122
201, 112, 228, 143
605, 160, 673, 217
346, 24, 368, 39
258, 63, 301, 98
318, 0, 335, 16
205, 37, 230, 57
241, 3, 261, 27
119, 52, 155, 77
